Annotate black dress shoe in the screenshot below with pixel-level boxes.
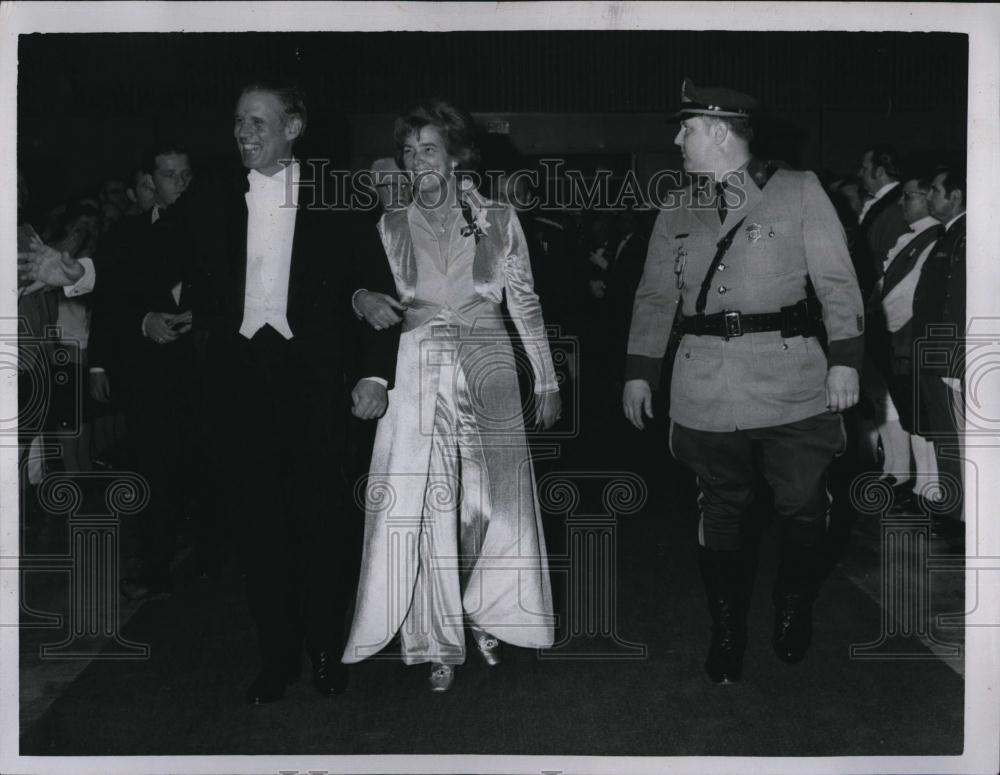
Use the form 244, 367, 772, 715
310, 650, 348, 696
773, 593, 812, 663
246, 668, 288, 705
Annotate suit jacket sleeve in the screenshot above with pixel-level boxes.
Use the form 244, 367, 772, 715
503, 205, 558, 394
350, 216, 401, 388
801, 171, 864, 371
624, 208, 680, 388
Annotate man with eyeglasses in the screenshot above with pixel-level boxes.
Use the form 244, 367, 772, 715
911, 166, 966, 539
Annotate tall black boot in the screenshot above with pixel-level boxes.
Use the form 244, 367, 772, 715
698, 546, 753, 684
772, 542, 830, 664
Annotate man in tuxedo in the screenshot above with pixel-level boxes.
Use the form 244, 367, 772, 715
623, 78, 863, 684
855, 145, 911, 496
195, 83, 400, 704
86, 142, 195, 600
911, 166, 966, 536
877, 174, 942, 512
856, 144, 909, 297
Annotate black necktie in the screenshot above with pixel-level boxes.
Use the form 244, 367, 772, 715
716, 181, 728, 224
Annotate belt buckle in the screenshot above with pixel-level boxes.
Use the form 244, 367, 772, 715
723, 310, 743, 339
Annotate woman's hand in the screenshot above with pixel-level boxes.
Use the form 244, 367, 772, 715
534, 390, 561, 430
356, 290, 405, 330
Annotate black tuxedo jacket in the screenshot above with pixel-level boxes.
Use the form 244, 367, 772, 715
855, 184, 908, 299
88, 209, 197, 395
911, 214, 966, 376
879, 224, 942, 363
189, 166, 400, 400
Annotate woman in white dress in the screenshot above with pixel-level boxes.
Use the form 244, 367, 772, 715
343, 99, 561, 692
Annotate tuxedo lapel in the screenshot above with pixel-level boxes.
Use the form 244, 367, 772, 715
861, 184, 902, 232
286, 203, 307, 328
230, 176, 251, 316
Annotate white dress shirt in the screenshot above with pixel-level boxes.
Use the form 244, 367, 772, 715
239, 162, 299, 340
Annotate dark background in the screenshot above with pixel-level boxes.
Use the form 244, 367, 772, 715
18, 30, 968, 205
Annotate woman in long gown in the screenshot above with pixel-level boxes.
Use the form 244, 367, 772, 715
343, 99, 561, 692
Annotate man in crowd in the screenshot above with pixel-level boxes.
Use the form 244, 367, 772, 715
855, 144, 912, 495
623, 78, 864, 684
192, 83, 400, 704
856, 144, 908, 297
87, 141, 196, 600
911, 166, 966, 537
878, 174, 942, 514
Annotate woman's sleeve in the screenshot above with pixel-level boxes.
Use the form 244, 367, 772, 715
503, 207, 559, 394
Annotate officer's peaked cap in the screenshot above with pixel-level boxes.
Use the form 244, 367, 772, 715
672, 77, 760, 121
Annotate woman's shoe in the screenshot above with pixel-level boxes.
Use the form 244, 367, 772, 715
471, 628, 503, 667
429, 663, 455, 693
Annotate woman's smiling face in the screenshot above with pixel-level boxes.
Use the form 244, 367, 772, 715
401, 124, 456, 196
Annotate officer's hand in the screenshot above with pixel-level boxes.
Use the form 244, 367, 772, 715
89, 372, 112, 403
826, 365, 860, 412
356, 291, 405, 330
623, 379, 654, 430
351, 379, 388, 420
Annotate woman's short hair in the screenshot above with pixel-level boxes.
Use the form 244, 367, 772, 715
393, 98, 481, 171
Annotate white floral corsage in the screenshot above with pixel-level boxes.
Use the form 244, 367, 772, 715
460, 200, 491, 242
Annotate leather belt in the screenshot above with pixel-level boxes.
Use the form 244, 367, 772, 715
677, 299, 820, 340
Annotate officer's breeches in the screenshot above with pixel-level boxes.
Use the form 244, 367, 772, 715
670, 412, 846, 550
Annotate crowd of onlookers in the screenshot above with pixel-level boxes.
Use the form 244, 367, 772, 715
15, 138, 967, 603
824, 146, 966, 539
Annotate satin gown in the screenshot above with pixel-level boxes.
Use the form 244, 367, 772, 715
343, 196, 557, 665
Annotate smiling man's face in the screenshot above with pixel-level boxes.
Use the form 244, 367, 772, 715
233, 89, 300, 176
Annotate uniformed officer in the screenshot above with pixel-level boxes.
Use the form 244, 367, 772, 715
623, 79, 864, 683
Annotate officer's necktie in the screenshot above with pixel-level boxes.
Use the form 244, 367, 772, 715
715, 181, 728, 224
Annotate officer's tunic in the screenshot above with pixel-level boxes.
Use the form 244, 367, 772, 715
626, 162, 864, 430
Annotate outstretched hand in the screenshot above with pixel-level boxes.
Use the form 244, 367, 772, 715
18, 237, 84, 288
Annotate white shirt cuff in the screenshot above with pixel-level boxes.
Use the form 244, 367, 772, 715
360, 376, 388, 388
352, 288, 368, 320
63, 257, 95, 297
